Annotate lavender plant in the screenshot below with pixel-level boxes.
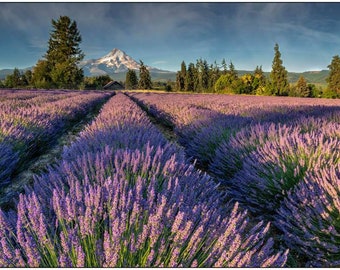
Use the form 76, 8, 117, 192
276, 164, 340, 267
229, 128, 339, 216
0, 90, 111, 186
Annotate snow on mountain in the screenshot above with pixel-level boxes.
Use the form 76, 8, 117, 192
80, 48, 172, 77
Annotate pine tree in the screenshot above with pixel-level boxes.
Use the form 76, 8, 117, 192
42, 16, 84, 89
138, 60, 152, 89
326, 55, 340, 98
269, 43, 289, 96
125, 69, 138, 89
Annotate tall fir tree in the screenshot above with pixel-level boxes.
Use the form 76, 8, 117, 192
326, 55, 340, 98
33, 16, 84, 89
125, 69, 138, 89
138, 60, 152, 89
269, 43, 289, 96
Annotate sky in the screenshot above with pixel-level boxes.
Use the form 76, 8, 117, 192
1, 2, 340, 72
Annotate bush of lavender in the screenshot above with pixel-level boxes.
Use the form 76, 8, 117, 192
180, 114, 251, 169
210, 122, 299, 180
276, 164, 340, 267
0, 90, 110, 185
229, 127, 339, 216
0, 142, 19, 187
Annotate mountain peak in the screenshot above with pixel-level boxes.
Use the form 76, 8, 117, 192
105, 48, 128, 59
80, 48, 173, 77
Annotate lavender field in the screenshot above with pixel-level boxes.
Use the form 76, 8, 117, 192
1, 90, 339, 267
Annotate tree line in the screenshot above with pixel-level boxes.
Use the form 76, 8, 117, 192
175, 43, 339, 98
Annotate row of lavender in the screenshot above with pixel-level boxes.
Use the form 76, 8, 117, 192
0, 93, 288, 267
129, 92, 340, 267
0, 89, 112, 187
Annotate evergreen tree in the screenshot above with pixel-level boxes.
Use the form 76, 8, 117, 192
42, 16, 84, 89
196, 58, 209, 92
185, 62, 195, 92
32, 60, 52, 89
176, 61, 186, 91
125, 69, 138, 89
294, 76, 310, 97
138, 60, 152, 89
269, 43, 289, 96
326, 55, 340, 98
228, 61, 238, 79
221, 58, 228, 74
24, 70, 33, 87
209, 61, 220, 92
5, 68, 24, 88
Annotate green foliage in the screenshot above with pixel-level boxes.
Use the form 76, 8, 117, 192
185, 63, 196, 92
215, 74, 242, 94
221, 58, 228, 74
138, 61, 152, 89
175, 61, 186, 91
208, 61, 220, 91
268, 43, 289, 96
32, 16, 84, 89
289, 76, 311, 97
196, 59, 209, 92
32, 60, 52, 89
326, 55, 340, 98
83, 75, 112, 90
50, 60, 84, 89
4, 68, 32, 89
125, 69, 138, 90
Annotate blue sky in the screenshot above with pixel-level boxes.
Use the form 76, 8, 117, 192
1, 2, 340, 72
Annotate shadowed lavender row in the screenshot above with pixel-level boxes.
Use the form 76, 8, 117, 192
0, 89, 112, 187
128, 92, 340, 266
0, 93, 288, 267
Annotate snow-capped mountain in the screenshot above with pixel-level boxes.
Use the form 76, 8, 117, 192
80, 48, 172, 77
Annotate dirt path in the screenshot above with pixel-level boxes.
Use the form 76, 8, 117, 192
0, 96, 112, 210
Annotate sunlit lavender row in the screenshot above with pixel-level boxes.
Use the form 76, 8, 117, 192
0, 89, 112, 187
0, 92, 288, 267
128, 92, 340, 266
